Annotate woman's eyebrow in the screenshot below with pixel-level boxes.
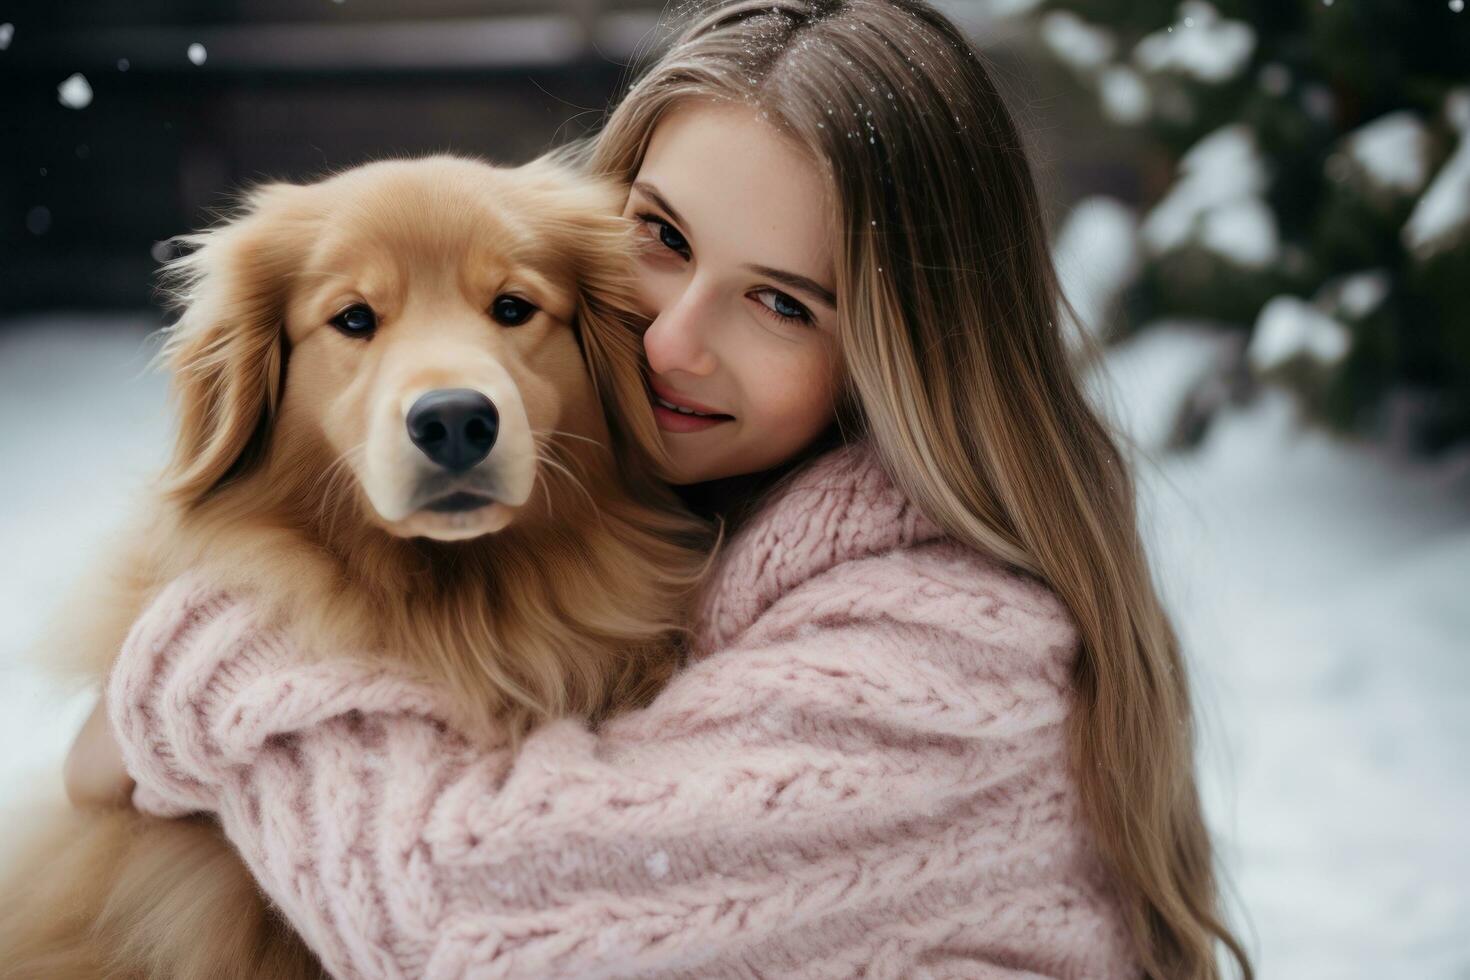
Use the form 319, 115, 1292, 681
741, 264, 837, 310
632, 180, 837, 311
632, 181, 688, 229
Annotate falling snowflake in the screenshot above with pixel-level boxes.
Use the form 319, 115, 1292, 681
187, 43, 207, 65
57, 73, 92, 109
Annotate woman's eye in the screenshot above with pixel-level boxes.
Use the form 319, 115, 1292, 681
490, 294, 537, 326
330, 303, 377, 338
752, 289, 813, 326
636, 213, 691, 260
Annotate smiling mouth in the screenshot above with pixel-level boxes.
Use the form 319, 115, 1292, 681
644, 378, 735, 420
423, 491, 496, 513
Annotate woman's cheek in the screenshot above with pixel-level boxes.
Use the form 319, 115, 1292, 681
767, 352, 837, 436
632, 263, 669, 321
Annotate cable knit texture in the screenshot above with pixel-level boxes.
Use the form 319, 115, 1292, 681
106, 440, 1140, 979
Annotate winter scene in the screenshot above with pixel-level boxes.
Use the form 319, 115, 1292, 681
2, 1, 1468, 977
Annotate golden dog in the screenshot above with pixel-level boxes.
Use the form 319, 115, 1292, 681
0, 154, 714, 977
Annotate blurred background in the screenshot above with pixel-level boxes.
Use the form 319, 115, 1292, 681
2, 1, 1468, 976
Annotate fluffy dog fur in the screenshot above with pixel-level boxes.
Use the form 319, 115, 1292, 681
0, 154, 715, 977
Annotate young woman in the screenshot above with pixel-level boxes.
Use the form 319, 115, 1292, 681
69, 0, 1253, 976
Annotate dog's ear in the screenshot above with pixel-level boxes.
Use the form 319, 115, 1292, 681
518, 157, 679, 484
152, 181, 306, 507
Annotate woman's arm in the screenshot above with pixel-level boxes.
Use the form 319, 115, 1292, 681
108, 556, 1100, 979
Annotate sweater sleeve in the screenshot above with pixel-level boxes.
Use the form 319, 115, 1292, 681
107, 550, 1093, 979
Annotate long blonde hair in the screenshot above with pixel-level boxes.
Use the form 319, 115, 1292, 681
561, 1, 1254, 976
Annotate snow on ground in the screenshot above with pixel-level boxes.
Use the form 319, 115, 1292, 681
1098, 329, 1470, 978
0, 314, 170, 813
1, 313, 1467, 976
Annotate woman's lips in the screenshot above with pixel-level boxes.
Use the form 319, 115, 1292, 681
646, 377, 734, 433
652, 400, 734, 432
647, 377, 730, 416
646, 387, 732, 431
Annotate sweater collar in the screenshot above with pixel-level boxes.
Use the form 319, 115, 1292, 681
693, 439, 944, 652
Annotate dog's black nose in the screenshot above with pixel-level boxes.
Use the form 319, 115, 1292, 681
406, 388, 499, 472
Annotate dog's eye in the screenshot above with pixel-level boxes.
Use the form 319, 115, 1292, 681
490, 295, 537, 327
331, 304, 377, 337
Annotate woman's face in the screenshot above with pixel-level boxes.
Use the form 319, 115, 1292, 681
622, 99, 842, 485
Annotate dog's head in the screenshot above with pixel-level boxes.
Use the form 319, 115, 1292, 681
154, 154, 669, 541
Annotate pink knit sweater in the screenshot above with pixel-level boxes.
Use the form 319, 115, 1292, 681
106, 441, 1139, 979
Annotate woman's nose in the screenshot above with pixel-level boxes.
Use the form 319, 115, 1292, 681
642, 286, 718, 378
